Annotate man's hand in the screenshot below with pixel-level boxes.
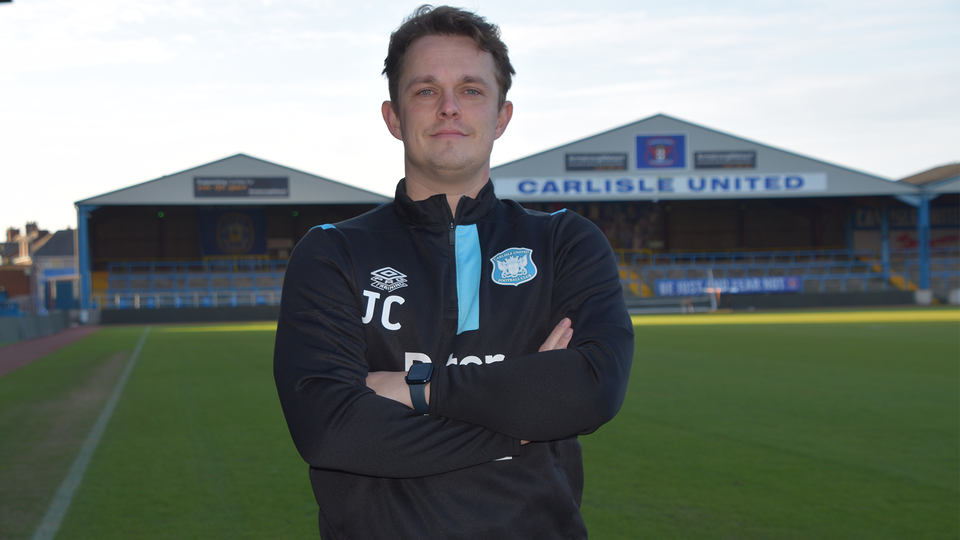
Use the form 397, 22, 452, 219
365, 318, 574, 410
539, 317, 573, 352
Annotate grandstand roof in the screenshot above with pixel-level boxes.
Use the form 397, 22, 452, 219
897, 163, 960, 193
76, 153, 391, 207
491, 114, 921, 202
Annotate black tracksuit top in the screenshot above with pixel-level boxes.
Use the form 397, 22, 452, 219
274, 179, 634, 539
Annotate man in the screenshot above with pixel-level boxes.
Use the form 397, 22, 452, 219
274, 5, 634, 538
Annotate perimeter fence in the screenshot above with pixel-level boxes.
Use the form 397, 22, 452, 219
0, 310, 69, 343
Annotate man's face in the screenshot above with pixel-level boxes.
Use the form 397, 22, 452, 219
382, 34, 512, 186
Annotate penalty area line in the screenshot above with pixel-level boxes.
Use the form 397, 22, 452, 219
31, 326, 151, 540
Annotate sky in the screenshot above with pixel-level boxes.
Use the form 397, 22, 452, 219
1, 0, 958, 233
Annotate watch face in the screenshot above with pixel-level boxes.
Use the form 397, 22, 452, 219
406, 362, 433, 384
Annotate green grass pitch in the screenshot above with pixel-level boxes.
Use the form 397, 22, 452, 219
0, 311, 957, 539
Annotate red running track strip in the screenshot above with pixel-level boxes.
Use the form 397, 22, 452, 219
0, 326, 101, 377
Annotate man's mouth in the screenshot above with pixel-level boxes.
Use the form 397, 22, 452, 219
431, 128, 468, 138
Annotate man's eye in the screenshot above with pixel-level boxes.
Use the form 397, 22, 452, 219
464, 89, 481, 95
417, 89, 435, 96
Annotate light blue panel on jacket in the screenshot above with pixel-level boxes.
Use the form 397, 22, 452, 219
455, 224, 481, 334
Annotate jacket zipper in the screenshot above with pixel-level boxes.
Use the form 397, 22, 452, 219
446, 199, 463, 318
447, 195, 472, 317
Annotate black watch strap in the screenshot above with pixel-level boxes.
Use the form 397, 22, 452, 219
405, 363, 433, 415
409, 382, 429, 415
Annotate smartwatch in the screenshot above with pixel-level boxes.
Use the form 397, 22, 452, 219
405, 362, 433, 415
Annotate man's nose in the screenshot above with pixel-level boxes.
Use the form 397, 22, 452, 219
438, 91, 461, 118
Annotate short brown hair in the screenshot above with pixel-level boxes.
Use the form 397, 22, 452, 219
383, 5, 515, 110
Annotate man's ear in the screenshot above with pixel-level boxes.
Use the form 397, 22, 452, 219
382, 101, 403, 141
494, 100, 513, 140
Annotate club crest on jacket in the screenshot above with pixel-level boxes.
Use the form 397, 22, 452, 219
490, 247, 537, 286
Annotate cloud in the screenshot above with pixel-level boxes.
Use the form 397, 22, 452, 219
0, 0, 380, 76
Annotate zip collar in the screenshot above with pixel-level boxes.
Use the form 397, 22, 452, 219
393, 178, 500, 227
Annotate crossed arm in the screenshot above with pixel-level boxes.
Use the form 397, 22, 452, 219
365, 317, 574, 408
276, 216, 631, 477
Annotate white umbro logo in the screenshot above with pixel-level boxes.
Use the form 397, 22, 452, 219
370, 267, 408, 292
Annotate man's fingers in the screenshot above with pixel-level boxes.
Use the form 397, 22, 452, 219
539, 318, 573, 352
555, 326, 573, 350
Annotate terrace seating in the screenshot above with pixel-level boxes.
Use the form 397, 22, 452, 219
97, 260, 287, 310
96, 248, 960, 309
618, 247, 960, 299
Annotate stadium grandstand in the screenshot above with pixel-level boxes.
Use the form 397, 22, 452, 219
72, 115, 959, 321
490, 115, 958, 311
74, 154, 389, 322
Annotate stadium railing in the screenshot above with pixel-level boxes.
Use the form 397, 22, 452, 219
890, 247, 960, 296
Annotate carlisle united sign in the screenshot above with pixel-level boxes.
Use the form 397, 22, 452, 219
493, 173, 828, 200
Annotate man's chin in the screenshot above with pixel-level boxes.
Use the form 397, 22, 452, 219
430, 159, 485, 176
405, 160, 485, 186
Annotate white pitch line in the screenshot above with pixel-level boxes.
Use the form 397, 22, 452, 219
31, 326, 151, 540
